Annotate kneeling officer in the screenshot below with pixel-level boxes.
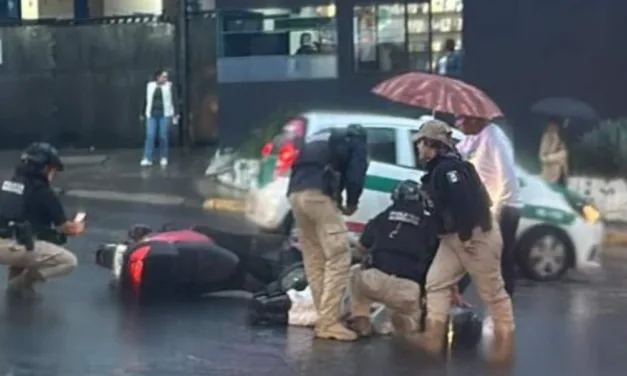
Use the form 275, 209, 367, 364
0, 142, 84, 298
348, 180, 439, 337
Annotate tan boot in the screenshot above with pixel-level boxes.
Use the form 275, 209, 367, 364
390, 312, 418, 335
348, 316, 373, 337
6, 269, 39, 299
315, 323, 358, 341
488, 326, 515, 365
407, 319, 446, 355
7, 267, 24, 281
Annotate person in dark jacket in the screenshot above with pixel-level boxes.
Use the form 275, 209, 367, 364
413, 120, 514, 354
0, 143, 83, 298
347, 179, 439, 337
287, 124, 368, 341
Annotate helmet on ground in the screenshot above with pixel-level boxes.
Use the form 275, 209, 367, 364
21, 142, 64, 171
447, 307, 483, 348
391, 179, 423, 203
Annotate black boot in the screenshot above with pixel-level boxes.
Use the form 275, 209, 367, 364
249, 293, 292, 326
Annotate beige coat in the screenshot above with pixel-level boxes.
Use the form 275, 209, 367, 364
539, 132, 568, 183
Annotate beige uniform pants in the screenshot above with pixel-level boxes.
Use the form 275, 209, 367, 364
0, 238, 78, 280
349, 265, 422, 332
288, 189, 350, 329
426, 223, 514, 330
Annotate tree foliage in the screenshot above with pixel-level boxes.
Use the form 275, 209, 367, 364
571, 118, 627, 178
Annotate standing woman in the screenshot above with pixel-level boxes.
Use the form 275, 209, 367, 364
539, 116, 569, 186
141, 69, 176, 167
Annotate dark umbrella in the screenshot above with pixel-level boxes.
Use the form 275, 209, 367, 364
531, 97, 599, 121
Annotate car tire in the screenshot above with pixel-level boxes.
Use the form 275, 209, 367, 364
516, 226, 574, 282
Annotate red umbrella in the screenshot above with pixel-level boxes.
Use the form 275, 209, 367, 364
372, 72, 503, 119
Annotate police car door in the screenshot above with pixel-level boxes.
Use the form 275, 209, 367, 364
342, 125, 422, 232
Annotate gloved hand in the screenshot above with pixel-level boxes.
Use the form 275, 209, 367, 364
360, 253, 372, 270
341, 205, 357, 216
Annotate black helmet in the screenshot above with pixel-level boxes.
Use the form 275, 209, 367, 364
447, 308, 483, 348
21, 142, 64, 171
391, 179, 423, 203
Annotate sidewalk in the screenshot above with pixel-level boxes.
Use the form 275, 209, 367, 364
0, 148, 232, 207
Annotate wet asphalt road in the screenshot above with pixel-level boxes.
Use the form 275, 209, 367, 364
0, 197, 626, 376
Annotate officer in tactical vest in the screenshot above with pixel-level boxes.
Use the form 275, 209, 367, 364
347, 179, 439, 337
0, 142, 83, 298
414, 120, 514, 353
287, 124, 368, 341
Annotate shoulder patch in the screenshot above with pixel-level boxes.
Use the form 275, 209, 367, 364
446, 170, 459, 183
1, 181, 24, 195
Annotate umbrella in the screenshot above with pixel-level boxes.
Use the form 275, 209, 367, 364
531, 97, 599, 121
371, 72, 503, 119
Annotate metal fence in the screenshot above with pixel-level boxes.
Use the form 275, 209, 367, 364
0, 16, 175, 149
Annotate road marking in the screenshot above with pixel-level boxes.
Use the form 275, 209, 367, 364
203, 198, 245, 212
64, 189, 185, 205
603, 229, 627, 246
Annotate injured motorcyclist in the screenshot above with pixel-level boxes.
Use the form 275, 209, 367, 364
347, 180, 440, 337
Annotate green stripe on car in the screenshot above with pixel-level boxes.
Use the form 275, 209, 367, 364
366, 175, 576, 225
259, 165, 575, 225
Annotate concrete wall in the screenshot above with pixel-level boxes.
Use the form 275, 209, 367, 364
103, 0, 161, 16
569, 178, 627, 223
21, 0, 167, 19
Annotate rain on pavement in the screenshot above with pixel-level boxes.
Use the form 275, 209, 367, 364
0, 153, 626, 375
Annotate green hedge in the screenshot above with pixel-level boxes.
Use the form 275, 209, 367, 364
237, 106, 304, 158
571, 118, 627, 179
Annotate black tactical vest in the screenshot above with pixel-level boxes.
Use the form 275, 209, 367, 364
369, 202, 439, 283
287, 128, 350, 204
0, 175, 27, 226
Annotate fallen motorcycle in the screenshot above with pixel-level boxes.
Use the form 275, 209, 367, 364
95, 223, 305, 298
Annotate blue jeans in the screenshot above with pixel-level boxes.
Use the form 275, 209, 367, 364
143, 116, 170, 160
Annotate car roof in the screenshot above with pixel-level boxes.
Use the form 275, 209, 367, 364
300, 110, 535, 176
301, 110, 466, 141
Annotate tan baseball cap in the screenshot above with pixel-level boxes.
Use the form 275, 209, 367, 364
412, 119, 454, 146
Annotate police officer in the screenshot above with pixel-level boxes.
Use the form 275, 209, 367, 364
287, 124, 368, 341
0, 142, 82, 298
413, 120, 514, 353
347, 180, 439, 337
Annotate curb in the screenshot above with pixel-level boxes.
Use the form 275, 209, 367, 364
202, 198, 246, 213
603, 229, 627, 246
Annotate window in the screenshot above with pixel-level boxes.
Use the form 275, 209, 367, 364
353, 1, 463, 73
365, 128, 396, 164
217, 4, 338, 83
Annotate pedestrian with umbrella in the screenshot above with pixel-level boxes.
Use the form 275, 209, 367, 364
372, 73, 515, 356
532, 97, 599, 187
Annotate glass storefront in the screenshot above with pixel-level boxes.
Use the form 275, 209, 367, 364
216, 3, 338, 83
215, 1, 463, 82
354, 0, 462, 72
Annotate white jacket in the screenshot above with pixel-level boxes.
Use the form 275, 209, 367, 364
145, 81, 175, 117
456, 123, 522, 217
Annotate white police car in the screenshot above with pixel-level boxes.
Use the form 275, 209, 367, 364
245, 111, 604, 281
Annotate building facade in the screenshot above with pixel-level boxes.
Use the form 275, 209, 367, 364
210, 0, 463, 147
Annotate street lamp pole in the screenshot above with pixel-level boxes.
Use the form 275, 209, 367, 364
176, 0, 191, 148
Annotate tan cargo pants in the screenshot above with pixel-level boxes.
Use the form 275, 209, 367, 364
426, 223, 514, 331
349, 265, 422, 333
0, 238, 78, 283
288, 190, 350, 330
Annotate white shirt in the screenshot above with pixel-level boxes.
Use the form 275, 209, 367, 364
145, 81, 175, 118
456, 123, 522, 216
